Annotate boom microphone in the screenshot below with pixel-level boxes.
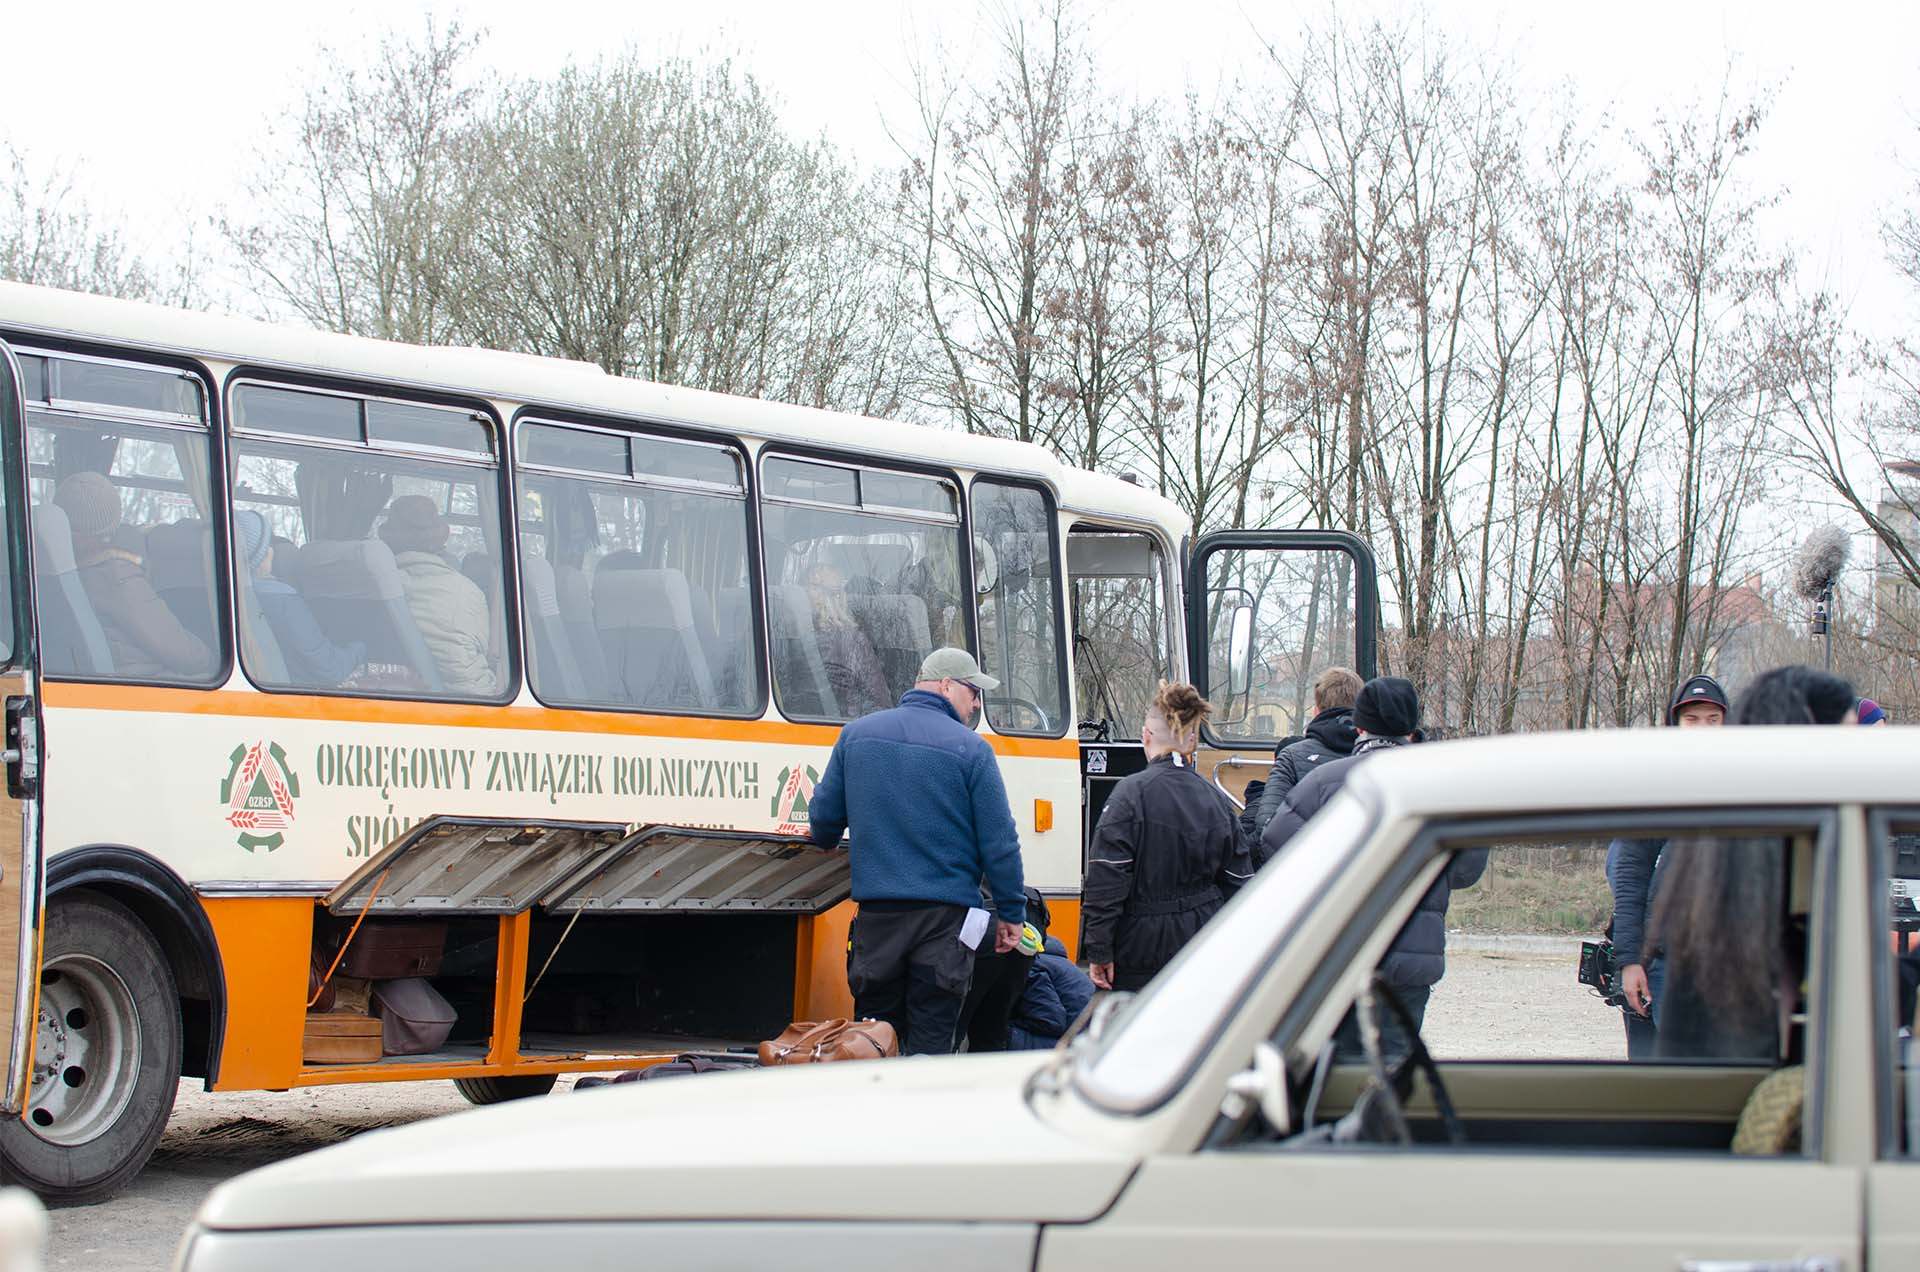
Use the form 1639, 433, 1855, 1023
1792, 524, 1851, 600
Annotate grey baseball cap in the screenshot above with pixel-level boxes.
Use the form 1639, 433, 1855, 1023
916, 647, 1000, 691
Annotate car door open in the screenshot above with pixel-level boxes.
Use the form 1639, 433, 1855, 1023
1184, 530, 1378, 803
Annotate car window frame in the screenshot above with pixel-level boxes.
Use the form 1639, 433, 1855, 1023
1250, 805, 1840, 1161
1868, 805, 1920, 1161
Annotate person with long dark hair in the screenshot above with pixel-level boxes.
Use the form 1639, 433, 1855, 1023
1646, 665, 1854, 1060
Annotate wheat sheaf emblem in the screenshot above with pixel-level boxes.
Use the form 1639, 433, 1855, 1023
220, 741, 301, 853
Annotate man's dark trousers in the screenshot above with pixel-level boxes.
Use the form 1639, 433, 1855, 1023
847, 901, 976, 1055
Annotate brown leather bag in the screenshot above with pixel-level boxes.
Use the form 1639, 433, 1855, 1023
758, 1019, 899, 1065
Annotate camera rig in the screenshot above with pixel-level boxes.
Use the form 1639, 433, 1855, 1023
1577, 938, 1628, 1009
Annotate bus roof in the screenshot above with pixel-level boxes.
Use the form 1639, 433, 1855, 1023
0, 280, 1189, 540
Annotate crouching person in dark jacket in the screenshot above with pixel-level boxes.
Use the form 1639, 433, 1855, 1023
1008, 936, 1095, 1049
1082, 682, 1254, 993
1262, 676, 1486, 1058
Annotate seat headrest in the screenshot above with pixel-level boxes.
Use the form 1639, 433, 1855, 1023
849, 593, 931, 651
767, 584, 817, 638
32, 504, 77, 574
593, 568, 695, 631
145, 520, 212, 589
283, 539, 406, 601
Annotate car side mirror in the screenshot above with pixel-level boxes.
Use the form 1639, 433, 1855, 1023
1224, 1040, 1290, 1136
1227, 603, 1255, 696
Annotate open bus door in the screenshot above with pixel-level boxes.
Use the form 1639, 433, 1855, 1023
1186, 531, 1378, 807
0, 339, 43, 1127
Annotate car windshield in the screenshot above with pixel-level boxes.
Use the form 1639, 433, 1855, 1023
1072, 790, 1372, 1114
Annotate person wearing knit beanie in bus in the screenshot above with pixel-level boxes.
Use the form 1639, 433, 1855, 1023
234, 509, 366, 687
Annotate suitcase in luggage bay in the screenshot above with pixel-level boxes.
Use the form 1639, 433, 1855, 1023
303, 1011, 382, 1065
371, 977, 457, 1055
337, 920, 447, 980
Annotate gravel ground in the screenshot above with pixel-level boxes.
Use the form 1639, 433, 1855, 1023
37, 936, 1624, 1271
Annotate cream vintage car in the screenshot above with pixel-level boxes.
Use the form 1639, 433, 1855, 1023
177, 727, 1920, 1271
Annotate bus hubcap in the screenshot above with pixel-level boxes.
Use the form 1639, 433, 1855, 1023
27, 957, 140, 1146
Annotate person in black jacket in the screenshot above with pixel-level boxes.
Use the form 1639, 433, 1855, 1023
1082, 681, 1254, 992
1249, 665, 1362, 843
1262, 677, 1486, 1055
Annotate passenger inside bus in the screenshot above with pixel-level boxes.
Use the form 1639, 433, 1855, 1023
53, 471, 213, 680
376, 495, 499, 696
234, 509, 365, 687
804, 563, 889, 719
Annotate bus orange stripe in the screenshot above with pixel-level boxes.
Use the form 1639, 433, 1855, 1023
40, 682, 1079, 759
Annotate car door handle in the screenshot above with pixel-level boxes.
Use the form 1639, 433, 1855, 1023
1680, 1259, 1841, 1272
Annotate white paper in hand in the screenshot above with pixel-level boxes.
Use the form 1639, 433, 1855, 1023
959, 906, 991, 951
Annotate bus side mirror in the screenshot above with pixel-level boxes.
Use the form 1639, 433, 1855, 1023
1227, 603, 1255, 696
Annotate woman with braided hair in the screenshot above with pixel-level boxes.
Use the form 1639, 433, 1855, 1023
1081, 681, 1255, 992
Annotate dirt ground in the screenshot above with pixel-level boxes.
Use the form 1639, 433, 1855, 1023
36, 936, 1621, 1272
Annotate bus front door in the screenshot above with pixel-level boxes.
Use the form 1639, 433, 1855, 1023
1185, 531, 1379, 803
0, 339, 43, 1123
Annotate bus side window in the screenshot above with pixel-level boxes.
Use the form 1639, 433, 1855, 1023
516, 421, 759, 717
760, 457, 967, 724
229, 384, 510, 701
22, 351, 221, 686
972, 480, 1066, 736
1067, 530, 1173, 742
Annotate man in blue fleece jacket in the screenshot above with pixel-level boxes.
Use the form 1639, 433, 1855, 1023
808, 647, 1026, 1054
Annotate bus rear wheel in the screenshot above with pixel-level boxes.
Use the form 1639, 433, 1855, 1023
453, 1074, 559, 1105
0, 892, 181, 1202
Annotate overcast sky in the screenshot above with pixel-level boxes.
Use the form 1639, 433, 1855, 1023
6, 0, 1918, 331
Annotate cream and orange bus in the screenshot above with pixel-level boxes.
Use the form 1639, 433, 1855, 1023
0, 281, 1376, 1198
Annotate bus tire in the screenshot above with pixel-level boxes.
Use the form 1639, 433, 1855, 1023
453, 1074, 559, 1105
0, 891, 181, 1202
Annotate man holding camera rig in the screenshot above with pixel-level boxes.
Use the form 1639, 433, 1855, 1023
1602, 674, 1728, 1058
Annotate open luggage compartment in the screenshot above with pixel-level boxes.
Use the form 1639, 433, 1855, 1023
314, 818, 849, 1072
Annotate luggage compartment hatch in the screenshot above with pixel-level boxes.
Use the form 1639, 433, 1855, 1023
539, 826, 848, 915
326, 817, 630, 916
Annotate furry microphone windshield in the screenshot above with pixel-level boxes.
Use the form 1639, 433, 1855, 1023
1793, 524, 1851, 599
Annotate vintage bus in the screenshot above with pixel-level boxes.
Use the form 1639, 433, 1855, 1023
0, 281, 1376, 1198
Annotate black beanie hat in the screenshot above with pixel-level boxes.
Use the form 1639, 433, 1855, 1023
1667, 674, 1730, 725
1353, 676, 1420, 737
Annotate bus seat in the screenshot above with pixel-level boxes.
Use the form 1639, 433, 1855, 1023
144, 520, 219, 649
460, 550, 509, 678
284, 539, 445, 693
519, 553, 583, 701
849, 593, 931, 699
592, 568, 715, 711
553, 564, 609, 698
768, 584, 838, 719
713, 587, 756, 711
31, 502, 113, 676
235, 570, 291, 685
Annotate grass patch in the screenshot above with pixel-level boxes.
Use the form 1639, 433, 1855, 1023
1449, 846, 1612, 935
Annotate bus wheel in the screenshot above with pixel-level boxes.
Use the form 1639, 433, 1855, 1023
453, 1074, 559, 1105
0, 892, 181, 1201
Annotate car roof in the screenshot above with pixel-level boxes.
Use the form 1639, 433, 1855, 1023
1342, 725, 1917, 822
